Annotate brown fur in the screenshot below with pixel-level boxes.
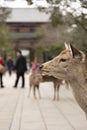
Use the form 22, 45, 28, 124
42, 75, 62, 100
29, 69, 62, 100
41, 44, 87, 115
29, 69, 42, 98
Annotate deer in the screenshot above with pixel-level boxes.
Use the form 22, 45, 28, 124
29, 69, 42, 99
42, 74, 62, 100
28, 69, 62, 100
41, 43, 87, 117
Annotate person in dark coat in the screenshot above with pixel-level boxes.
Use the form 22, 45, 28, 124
13, 50, 27, 88
6, 56, 13, 76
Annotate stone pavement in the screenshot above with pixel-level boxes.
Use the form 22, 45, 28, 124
0, 72, 87, 130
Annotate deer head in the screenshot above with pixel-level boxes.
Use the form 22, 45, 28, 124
41, 43, 86, 81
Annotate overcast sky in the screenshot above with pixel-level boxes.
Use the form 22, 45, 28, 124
0, 0, 49, 8
0, 0, 87, 14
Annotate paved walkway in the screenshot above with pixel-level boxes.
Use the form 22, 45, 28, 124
0, 72, 87, 130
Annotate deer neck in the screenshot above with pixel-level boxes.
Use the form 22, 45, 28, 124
70, 62, 87, 86
69, 62, 87, 95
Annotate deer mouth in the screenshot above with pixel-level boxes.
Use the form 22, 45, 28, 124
41, 68, 67, 80
41, 69, 51, 75
42, 70, 49, 73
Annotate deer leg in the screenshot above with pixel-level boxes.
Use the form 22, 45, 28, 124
85, 113, 87, 119
65, 80, 69, 89
33, 86, 36, 98
37, 85, 41, 99
53, 85, 56, 100
56, 84, 60, 101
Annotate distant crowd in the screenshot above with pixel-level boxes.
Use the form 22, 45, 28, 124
0, 50, 39, 88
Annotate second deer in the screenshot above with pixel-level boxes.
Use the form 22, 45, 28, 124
29, 69, 62, 100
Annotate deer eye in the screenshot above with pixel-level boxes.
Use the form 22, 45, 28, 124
60, 58, 66, 62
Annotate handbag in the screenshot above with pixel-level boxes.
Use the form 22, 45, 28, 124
0, 64, 6, 74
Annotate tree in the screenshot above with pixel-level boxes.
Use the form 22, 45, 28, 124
0, 6, 15, 58
26, 0, 87, 54
26, 0, 87, 32
26, 0, 33, 4
0, 7, 11, 22
80, 0, 87, 8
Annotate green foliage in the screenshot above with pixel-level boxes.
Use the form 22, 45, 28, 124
34, 46, 44, 62
0, 7, 11, 22
34, 43, 64, 62
48, 43, 64, 56
29, 48, 35, 62
0, 23, 15, 56
35, 27, 45, 39
0, 7, 14, 57
50, 7, 63, 27
26, 0, 87, 58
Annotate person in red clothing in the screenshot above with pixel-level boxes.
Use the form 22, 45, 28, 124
31, 57, 38, 71
0, 55, 5, 88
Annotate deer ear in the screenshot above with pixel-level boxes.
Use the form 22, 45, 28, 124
64, 42, 69, 49
69, 44, 86, 62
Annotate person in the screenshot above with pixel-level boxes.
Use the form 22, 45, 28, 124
31, 57, 38, 71
6, 55, 13, 76
0, 55, 5, 88
13, 50, 27, 88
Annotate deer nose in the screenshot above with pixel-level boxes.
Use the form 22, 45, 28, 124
39, 65, 43, 69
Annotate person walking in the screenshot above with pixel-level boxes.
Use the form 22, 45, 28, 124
6, 55, 13, 76
13, 50, 27, 88
0, 55, 5, 88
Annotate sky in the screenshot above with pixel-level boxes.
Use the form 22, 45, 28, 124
0, 0, 50, 8
0, 0, 87, 14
